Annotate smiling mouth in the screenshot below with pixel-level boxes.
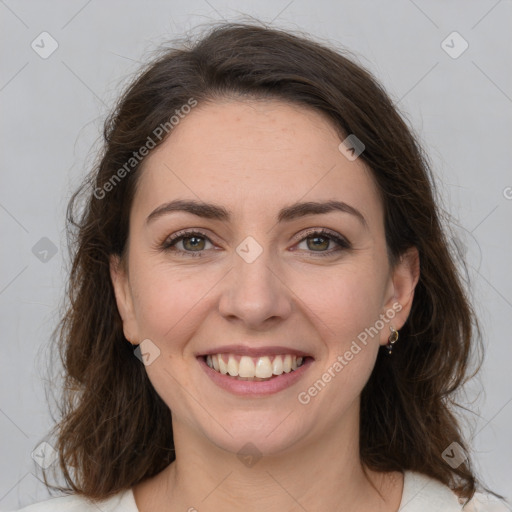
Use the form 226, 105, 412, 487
201, 353, 311, 381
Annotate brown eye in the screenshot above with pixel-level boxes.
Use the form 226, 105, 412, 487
181, 235, 207, 251
161, 230, 213, 256
306, 234, 330, 251
295, 229, 351, 257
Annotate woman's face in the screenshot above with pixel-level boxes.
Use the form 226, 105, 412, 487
111, 99, 418, 457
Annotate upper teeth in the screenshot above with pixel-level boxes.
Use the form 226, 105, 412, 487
205, 354, 304, 378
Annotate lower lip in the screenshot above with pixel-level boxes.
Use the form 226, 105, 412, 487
198, 356, 314, 397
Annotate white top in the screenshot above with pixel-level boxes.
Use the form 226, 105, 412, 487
8, 470, 509, 511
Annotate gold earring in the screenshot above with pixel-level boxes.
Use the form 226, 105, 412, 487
386, 326, 399, 355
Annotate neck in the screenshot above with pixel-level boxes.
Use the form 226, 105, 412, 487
134, 403, 403, 512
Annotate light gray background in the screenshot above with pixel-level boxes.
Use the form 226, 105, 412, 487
1, 1, 511, 510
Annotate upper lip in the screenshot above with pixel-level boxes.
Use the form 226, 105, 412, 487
196, 345, 314, 359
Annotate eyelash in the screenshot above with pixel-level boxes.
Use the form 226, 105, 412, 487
160, 228, 351, 258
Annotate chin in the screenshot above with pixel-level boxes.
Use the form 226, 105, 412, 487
198, 409, 314, 459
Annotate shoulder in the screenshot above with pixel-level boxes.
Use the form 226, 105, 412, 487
8, 494, 98, 512
8, 488, 138, 512
462, 492, 511, 512
400, 471, 510, 511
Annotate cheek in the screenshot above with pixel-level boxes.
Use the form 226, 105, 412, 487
129, 257, 220, 346
294, 260, 387, 345
295, 266, 386, 411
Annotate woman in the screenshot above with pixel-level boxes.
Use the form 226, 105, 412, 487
13, 22, 508, 512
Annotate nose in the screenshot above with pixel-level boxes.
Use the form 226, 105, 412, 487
218, 245, 293, 329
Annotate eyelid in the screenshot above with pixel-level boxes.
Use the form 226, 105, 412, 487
161, 228, 213, 248
292, 228, 352, 257
291, 227, 349, 244
160, 227, 351, 255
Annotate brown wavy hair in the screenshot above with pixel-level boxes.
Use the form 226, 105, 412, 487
39, 20, 501, 505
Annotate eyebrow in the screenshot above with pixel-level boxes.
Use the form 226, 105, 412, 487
146, 199, 368, 228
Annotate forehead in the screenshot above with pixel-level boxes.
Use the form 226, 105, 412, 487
132, 99, 382, 227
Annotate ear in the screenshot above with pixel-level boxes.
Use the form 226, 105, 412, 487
109, 254, 140, 344
379, 246, 420, 346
